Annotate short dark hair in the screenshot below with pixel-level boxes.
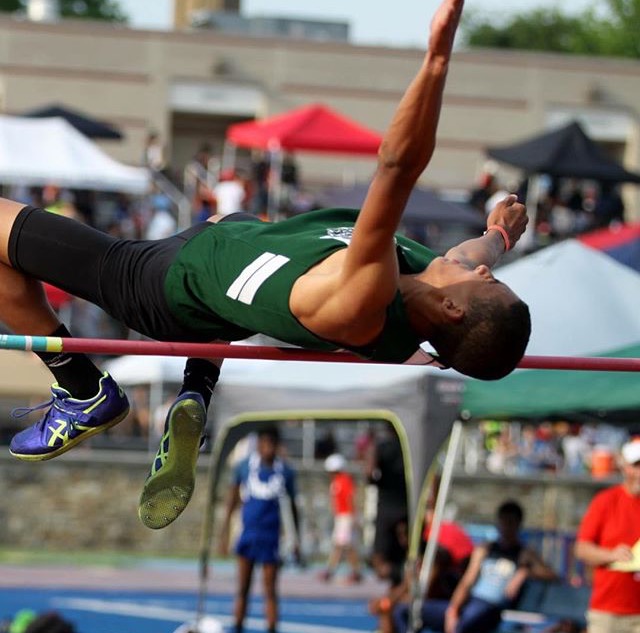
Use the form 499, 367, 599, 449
497, 500, 524, 524
431, 295, 531, 380
257, 425, 280, 443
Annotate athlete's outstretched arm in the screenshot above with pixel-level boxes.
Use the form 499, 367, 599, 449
340, 0, 464, 314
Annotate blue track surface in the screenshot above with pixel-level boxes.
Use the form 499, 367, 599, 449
0, 587, 377, 633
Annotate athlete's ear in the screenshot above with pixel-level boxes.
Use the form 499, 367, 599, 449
441, 297, 465, 322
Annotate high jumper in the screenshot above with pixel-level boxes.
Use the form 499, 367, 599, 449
0, 0, 529, 528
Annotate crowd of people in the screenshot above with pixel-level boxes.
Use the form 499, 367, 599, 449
473, 421, 632, 478
467, 166, 629, 250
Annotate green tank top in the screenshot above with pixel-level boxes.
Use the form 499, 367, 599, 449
164, 208, 438, 363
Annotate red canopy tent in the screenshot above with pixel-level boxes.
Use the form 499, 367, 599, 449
225, 103, 382, 219
226, 103, 382, 155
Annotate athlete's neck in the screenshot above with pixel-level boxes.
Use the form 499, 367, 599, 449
398, 275, 442, 340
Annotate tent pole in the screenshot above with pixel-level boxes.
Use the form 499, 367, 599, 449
148, 378, 163, 455
411, 420, 463, 632
267, 148, 283, 222
522, 174, 541, 251
221, 141, 236, 173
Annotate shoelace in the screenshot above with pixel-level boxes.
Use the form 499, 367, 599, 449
12, 395, 92, 432
12, 398, 55, 420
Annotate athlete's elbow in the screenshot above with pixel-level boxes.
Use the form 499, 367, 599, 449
377, 143, 425, 181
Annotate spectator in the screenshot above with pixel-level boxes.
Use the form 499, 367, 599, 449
144, 193, 177, 240
574, 437, 640, 633
24, 612, 76, 633
369, 494, 472, 633
594, 182, 625, 228
423, 511, 474, 578
354, 428, 376, 462
468, 162, 499, 215
517, 424, 558, 474
393, 500, 558, 633
365, 426, 409, 585
251, 150, 270, 217
218, 426, 301, 633
213, 169, 247, 217
142, 131, 166, 172
559, 423, 587, 475
319, 453, 363, 584
280, 153, 300, 213
314, 429, 337, 460
485, 426, 519, 475
188, 142, 216, 222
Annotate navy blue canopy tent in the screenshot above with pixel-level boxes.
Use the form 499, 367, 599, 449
21, 103, 124, 140
319, 183, 484, 227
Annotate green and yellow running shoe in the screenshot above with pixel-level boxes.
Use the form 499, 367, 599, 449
138, 391, 206, 530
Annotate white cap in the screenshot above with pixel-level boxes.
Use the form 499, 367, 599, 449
621, 439, 640, 465
324, 453, 346, 472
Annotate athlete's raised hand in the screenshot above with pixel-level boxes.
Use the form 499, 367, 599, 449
428, 0, 464, 61
486, 194, 529, 248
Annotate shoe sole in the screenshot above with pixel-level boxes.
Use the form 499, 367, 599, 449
138, 398, 205, 530
9, 408, 130, 462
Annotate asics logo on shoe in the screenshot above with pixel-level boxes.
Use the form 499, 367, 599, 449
48, 419, 70, 447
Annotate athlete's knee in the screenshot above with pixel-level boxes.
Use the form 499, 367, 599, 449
0, 198, 29, 264
0, 267, 45, 302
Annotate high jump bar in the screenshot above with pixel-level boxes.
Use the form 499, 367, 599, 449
0, 334, 639, 372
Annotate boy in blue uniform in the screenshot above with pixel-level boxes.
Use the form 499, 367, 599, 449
218, 426, 300, 633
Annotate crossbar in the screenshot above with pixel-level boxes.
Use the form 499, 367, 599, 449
0, 335, 638, 372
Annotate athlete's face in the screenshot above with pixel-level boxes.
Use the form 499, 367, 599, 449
496, 513, 521, 542
424, 256, 498, 287
422, 257, 519, 316
258, 435, 278, 463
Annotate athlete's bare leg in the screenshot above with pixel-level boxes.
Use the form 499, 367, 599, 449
234, 555, 255, 630
0, 198, 60, 335
262, 562, 279, 631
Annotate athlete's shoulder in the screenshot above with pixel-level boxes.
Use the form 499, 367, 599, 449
234, 457, 250, 479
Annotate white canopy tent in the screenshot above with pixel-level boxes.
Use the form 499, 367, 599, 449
494, 239, 640, 356
0, 115, 150, 193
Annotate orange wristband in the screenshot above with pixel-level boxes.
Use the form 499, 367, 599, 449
485, 224, 511, 251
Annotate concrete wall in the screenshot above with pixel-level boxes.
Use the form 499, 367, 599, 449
0, 452, 616, 558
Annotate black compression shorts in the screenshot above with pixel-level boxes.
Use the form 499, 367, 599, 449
8, 207, 261, 341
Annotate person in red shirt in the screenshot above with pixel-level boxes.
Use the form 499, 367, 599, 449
575, 437, 640, 633
319, 453, 363, 583
423, 511, 475, 574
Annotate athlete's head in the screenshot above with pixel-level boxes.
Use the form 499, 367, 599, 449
420, 257, 531, 380
496, 499, 524, 541
257, 425, 280, 463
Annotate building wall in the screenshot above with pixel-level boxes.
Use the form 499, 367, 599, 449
0, 452, 615, 558
0, 17, 638, 213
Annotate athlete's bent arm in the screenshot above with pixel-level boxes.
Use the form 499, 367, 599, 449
445, 195, 528, 269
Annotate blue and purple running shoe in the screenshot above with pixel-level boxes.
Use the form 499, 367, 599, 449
9, 372, 129, 461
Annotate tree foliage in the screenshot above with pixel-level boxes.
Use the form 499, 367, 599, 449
461, 1, 640, 58
0, 0, 128, 22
